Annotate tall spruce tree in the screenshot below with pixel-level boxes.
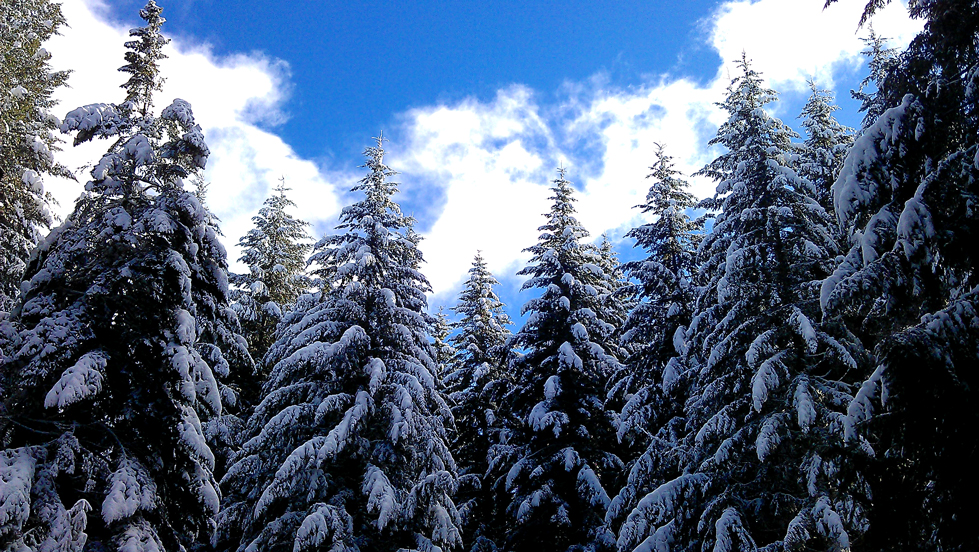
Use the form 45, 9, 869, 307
444, 252, 512, 552
616, 57, 871, 552
822, 1, 979, 549
231, 177, 312, 385
605, 145, 702, 538
798, 82, 853, 214
216, 137, 461, 552
0, 2, 251, 549
0, 0, 71, 311
500, 169, 623, 552
606, 144, 701, 444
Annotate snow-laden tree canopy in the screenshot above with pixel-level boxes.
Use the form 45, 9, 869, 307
217, 136, 461, 552
498, 169, 624, 552
0, 2, 251, 549
230, 177, 312, 402
444, 251, 512, 552
0, 0, 71, 311
821, 0, 979, 548
616, 57, 871, 552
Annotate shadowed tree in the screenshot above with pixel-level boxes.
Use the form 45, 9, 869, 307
444, 251, 513, 552
499, 169, 624, 552
822, 1, 979, 549
616, 57, 870, 552
0, 2, 251, 549
216, 137, 461, 552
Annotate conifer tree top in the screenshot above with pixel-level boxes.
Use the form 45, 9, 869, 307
219, 137, 460, 552
120, 0, 169, 116
448, 250, 512, 369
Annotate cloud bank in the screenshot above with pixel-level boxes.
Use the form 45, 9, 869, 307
43, 0, 921, 300
403, 0, 920, 298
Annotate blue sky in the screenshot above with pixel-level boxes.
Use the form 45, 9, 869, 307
95, 0, 722, 161
45, 0, 922, 323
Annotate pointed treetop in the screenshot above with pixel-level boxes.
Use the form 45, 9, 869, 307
274, 175, 290, 196
371, 130, 387, 159
355, 131, 398, 196
119, 0, 169, 115
851, 27, 901, 129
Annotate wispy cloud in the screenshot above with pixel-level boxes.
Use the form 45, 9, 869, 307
710, 0, 921, 92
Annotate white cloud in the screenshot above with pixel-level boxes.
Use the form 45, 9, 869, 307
710, 0, 922, 91
398, 87, 556, 296
407, 0, 921, 297
44, 0, 342, 271
40, 0, 921, 301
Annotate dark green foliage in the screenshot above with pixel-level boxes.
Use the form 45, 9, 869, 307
500, 170, 623, 552
231, 178, 312, 394
822, 1, 979, 549
0, 3, 251, 549
217, 138, 461, 552
616, 58, 870, 552
798, 82, 853, 215
444, 252, 512, 552
605, 145, 702, 538
0, 0, 71, 311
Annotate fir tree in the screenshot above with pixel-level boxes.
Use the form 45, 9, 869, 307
605, 145, 702, 537
798, 82, 853, 214
444, 252, 513, 552
606, 144, 700, 443
500, 169, 623, 552
0, 0, 71, 311
850, 28, 901, 130
0, 2, 251, 549
231, 177, 312, 388
216, 137, 461, 552
616, 57, 870, 552
594, 235, 630, 343
822, 1, 979, 549
431, 306, 456, 381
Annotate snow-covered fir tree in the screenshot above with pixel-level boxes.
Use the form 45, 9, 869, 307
798, 82, 853, 214
605, 145, 702, 538
231, 177, 311, 391
431, 306, 456, 381
443, 251, 513, 552
0, 0, 70, 311
499, 168, 623, 552
216, 137, 461, 552
606, 144, 700, 445
594, 235, 630, 343
822, 1, 979, 549
0, 2, 251, 549
850, 28, 901, 131
616, 57, 871, 552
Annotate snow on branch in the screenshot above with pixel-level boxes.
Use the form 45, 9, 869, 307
44, 350, 107, 409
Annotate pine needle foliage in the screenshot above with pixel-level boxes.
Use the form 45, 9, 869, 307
0, 0, 71, 311
0, 2, 251, 549
444, 252, 512, 552
217, 137, 461, 552
500, 169, 623, 552
616, 57, 870, 552
822, 1, 979, 548
231, 177, 312, 388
